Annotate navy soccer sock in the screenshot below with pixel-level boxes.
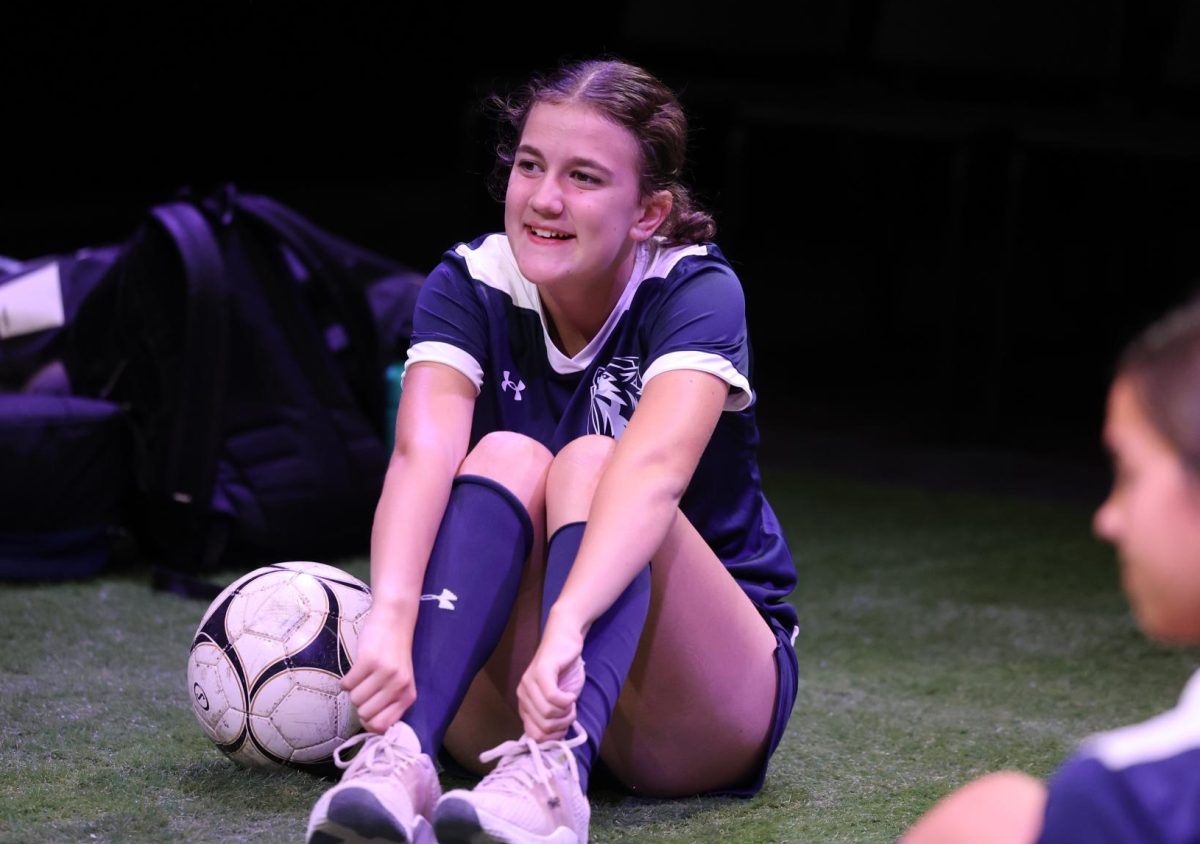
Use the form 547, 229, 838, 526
541, 521, 651, 792
401, 474, 533, 755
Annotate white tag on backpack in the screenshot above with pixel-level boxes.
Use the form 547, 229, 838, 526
0, 262, 66, 339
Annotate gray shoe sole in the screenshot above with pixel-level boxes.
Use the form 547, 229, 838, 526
309, 788, 433, 844
432, 797, 506, 844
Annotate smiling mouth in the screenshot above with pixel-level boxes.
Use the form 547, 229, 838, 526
529, 226, 574, 240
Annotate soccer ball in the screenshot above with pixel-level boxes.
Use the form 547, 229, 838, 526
186, 560, 372, 775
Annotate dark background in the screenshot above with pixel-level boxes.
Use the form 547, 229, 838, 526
6, 1, 1200, 484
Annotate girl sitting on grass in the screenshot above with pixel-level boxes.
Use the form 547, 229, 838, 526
904, 295, 1200, 844
306, 57, 799, 844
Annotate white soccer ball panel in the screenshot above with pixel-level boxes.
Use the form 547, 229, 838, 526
250, 669, 348, 761
227, 571, 329, 650
187, 642, 246, 744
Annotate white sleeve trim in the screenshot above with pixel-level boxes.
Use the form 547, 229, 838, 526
404, 341, 484, 394
642, 350, 753, 411
1084, 669, 1200, 770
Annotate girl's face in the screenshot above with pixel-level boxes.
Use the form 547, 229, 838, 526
1094, 376, 1200, 643
504, 101, 669, 295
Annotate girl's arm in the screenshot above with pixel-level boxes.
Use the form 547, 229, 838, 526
518, 368, 728, 738
902, 771, 1046, 844
342, 361, 476, 732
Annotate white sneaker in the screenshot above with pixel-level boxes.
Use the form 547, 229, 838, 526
433, 724, 590, 844
306, 720, 442, 844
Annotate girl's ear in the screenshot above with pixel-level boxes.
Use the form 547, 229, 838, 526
630, 190, 673, 242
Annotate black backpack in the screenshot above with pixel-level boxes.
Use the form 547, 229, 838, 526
55, 185, 422, 593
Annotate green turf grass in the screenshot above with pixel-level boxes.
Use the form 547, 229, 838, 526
1, 471, 1193, 843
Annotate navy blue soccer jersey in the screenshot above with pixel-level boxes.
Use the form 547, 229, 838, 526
405, 233, 799, 640
1037, 669, 1200, 844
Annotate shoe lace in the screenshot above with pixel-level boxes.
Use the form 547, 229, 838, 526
475, 723, 588, 799
334, 723, 422, 779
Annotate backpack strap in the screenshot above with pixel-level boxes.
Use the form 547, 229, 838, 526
231, 193, 387, 433
147, 202, 231, 589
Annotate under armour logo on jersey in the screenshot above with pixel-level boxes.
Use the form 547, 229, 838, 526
589, 356, 642, 438
501, 370, 526, 401
420, 588, 458, 610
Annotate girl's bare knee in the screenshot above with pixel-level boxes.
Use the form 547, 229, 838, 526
459, 431, 553, 506
550, 435, 615, 481
546, 436, 615, 529
463, 431, 554, 472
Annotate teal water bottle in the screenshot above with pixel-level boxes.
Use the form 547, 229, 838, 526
385, 362, 405, 452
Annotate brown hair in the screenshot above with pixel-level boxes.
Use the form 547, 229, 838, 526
488, 58, 716, 246
1119, 295, 1200, 473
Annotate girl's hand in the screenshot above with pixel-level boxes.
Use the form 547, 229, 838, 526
518, 610, 586, 741
341, 604, 417, 733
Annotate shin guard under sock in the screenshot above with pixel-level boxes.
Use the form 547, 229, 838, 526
401, 474, 533, 754
542, 521, 651, 791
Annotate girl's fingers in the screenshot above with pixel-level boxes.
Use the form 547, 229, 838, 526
341, 660, 368, 690
355, 685, 394, 725
518, 671, 577, 740
536, 659, 577, 709
360, 699, 407, 734
521, 701, 576, 741
346, 665, 415, 727
347, 668, 385, 709
520, 667, 573, 720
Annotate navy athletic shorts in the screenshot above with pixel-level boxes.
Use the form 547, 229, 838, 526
710, 618, 799, 797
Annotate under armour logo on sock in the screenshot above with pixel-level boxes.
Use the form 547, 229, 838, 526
501, 370, 525, 401
420, 588, 458, 610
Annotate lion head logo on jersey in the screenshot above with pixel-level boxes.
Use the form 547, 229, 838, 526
589, 356, 643, 439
